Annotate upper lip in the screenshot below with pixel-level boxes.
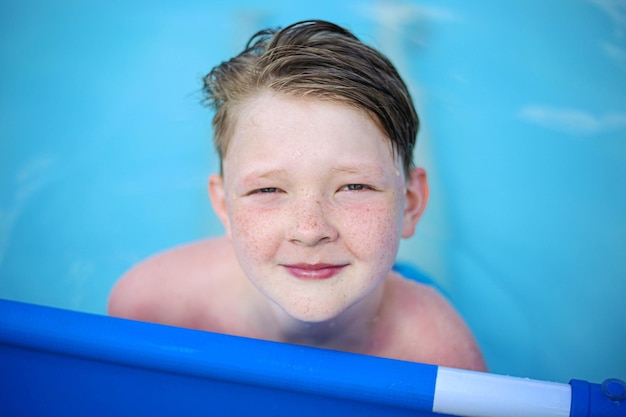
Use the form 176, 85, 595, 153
284, 263, 346, 269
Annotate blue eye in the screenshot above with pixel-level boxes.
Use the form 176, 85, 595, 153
244, 187, 283, 198
343, 184, 367, 191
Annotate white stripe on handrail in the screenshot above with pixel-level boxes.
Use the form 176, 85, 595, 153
433, 367, 571, 417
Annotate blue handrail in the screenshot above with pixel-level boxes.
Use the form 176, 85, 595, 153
0, 299, 623, 416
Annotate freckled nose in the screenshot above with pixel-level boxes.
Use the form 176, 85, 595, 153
287, 198, 338, 246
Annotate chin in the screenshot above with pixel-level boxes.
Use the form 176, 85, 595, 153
263, 276, 383, 326
276, 300, 351, 325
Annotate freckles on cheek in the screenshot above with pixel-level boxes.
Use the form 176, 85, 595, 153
229, 207, 276, 258
343, 202, 401, 262
230, 209, 257, 249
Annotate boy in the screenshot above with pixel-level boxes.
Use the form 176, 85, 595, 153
109, 20, 486, 371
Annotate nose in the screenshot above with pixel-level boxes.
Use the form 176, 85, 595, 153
286, 196, 338, 246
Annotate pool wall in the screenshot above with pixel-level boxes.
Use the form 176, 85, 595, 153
2, 299, 624, 417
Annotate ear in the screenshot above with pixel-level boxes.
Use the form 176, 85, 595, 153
401, 167, 429, 238
208, 174, 232, 239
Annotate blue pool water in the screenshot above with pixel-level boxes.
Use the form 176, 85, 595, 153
1, 0, 625, 384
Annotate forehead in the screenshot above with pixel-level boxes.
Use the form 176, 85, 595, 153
222, 100, 405, 192
224, 92, 397, 167
221, 93, 408, 190
231, 91, 392, 147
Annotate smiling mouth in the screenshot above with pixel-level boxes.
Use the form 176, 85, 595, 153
283, 263, 347, 280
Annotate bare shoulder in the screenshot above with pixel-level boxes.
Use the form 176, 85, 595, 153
383, 274, 487, 371
108, 237, 240, 325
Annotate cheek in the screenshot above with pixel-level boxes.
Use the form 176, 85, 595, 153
228, 205, 281, 261
339, 198, 403, 261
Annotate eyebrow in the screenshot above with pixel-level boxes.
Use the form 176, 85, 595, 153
238, 164, 387, 185
330, 164, 385, 177
239, 169, 290, 184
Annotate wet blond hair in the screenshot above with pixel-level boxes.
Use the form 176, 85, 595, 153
203, 20, 419, 176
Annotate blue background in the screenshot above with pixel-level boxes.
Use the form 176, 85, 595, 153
1, 0, 625, 383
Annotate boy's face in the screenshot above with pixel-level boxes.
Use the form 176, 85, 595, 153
209, 92, 427, 323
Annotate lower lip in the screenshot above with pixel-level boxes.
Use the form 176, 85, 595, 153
284, 265, 346, 280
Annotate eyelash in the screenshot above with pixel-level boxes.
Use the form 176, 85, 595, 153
252, 187, 280, 194
249, 184, 373, 195
341, 184, 372, 192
